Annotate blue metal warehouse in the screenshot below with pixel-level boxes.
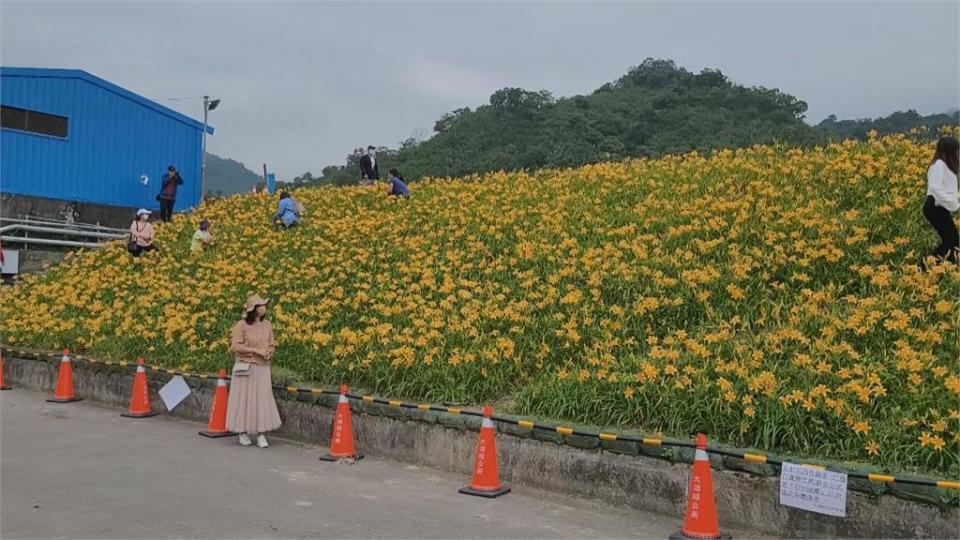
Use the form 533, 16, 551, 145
0, 67, 213, 212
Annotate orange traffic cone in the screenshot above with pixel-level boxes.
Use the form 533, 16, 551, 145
0, 354, 11, 390
670, 434, 731, 540
199, 369, 235, 438
121, 358, 158, 418
459, 405, 510, 498
47, 349, 82, 403
319, 384, 363, 462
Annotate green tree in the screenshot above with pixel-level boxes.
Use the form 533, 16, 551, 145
303, 59, 954, 186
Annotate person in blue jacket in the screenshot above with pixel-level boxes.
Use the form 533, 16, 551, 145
157, 165, 184, 222
386, 168, 411, 198
273, 191, 301, 229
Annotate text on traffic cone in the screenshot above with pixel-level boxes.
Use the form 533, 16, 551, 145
320, 384, 362, 461
47, 349, 82, 403
121, 358, 157, 418
199, 369, 235, 437
0, 353, 10, 390
459, 405, 510, 498
670, 433, 730, 540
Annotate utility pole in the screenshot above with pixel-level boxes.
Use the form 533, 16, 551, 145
201, 95, 220, 200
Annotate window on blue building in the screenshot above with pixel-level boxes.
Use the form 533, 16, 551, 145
1, 105, 68, 138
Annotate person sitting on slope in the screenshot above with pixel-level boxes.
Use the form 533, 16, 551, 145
386, 168, 411, 199
273, 191, 302, 229
190, 219, 214, 254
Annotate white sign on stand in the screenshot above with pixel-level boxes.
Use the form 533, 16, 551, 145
779, 462, 847, 517
158, 375, 191, 411
1, 250, 20, 274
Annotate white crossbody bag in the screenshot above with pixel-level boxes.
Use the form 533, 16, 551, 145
232, 360, 251, 377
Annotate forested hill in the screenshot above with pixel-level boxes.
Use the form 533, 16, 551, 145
397, 59, 818, 178
204, 153, 262, 196
816, 109, 959, 141
297, 59, 820, 186
295, 58, 958, 187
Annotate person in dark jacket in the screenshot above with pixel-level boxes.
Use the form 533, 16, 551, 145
360, 146, 379, 184
157, 165, 184, 222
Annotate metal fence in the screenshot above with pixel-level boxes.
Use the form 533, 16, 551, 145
0, 215, 127, 249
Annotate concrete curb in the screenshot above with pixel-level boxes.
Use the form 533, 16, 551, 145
4, 355, 957, 538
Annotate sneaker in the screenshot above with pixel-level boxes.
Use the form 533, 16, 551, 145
257, 434, 269, 448
238, 433, 252, 446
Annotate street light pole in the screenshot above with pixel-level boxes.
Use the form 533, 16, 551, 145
201, 95, 209, 200
200, 95, 219, 201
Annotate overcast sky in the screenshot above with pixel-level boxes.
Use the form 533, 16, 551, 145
3, 1, 958, 180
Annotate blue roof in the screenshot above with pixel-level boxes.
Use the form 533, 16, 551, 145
0, 67, 214, 134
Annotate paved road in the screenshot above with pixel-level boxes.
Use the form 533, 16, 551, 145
0, 389, 726, 539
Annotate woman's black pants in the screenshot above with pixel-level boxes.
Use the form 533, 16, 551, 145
923, 195, 959, 263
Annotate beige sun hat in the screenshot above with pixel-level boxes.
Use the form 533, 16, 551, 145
244, 294, 271, 314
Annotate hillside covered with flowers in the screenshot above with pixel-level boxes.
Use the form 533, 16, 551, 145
2, 131, 957, 476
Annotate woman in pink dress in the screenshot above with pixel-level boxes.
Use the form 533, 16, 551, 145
226, 294, 282, 447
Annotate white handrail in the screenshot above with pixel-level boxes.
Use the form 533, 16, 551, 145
0, 235, 105, 249
0, 224, 126, 240
0, 216, 127, 234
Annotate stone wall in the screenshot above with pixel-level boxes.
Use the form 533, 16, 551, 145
3, 355, 957, 538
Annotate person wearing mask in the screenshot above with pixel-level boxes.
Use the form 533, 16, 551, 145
128, 209, 157, 256
360, 145, 379, 184
273, 191, 301, 229
922, 135, 959, 268
157, 165, 184, 223
386, 168, 411, 198
190, 219, 214, 255
354, 148, 365, 181
226, 294, 282, 448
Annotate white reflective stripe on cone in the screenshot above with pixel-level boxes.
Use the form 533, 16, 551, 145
136, 366, 145, 373
695, 449, 708, 460
216, 378, 227, 387
338, 394, 348, 404
482, 417, 494, 429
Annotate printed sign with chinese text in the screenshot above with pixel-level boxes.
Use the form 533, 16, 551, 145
779, 462, 847, 517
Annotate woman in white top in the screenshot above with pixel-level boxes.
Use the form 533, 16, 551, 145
923, 136, 959, 266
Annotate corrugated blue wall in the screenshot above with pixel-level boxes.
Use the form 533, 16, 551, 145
1, 69, 208, 211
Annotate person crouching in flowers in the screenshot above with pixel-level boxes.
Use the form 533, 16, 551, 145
385, 168, 411, 199
128, 208, 157, 257
273, 191, 301, 229
226, 294, 282, 448
189, 219, 213, 255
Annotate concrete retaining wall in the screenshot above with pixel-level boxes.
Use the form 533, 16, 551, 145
1, 193, 136, 229
4, 355, 957, 538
